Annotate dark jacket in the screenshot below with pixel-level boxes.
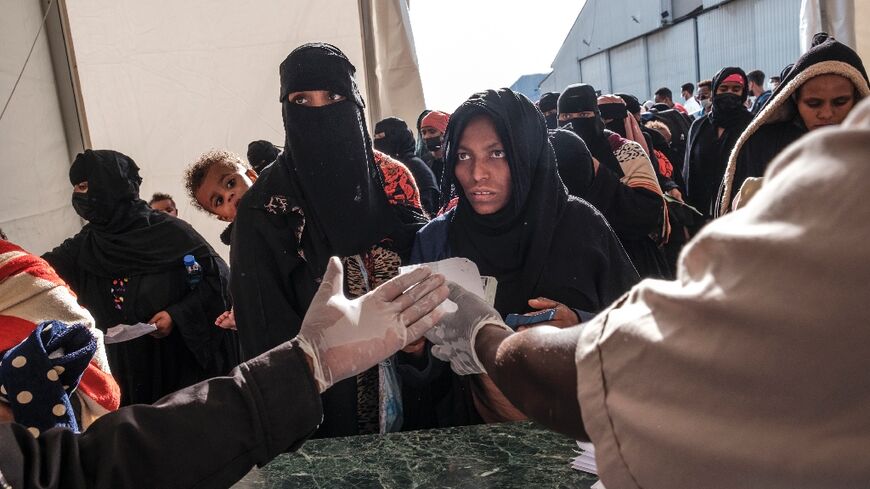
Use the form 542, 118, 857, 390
0, 341, 322, 489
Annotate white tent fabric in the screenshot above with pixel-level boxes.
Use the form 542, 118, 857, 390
1, 0, 425, 261
0, 0, 83, 254
800, 0, 856, 52
366, 0, 427, 130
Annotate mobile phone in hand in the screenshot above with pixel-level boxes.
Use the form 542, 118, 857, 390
505, 309, 557, 330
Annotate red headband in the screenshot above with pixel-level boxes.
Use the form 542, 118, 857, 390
421, 111, 450, 134
722, 74, 745, 86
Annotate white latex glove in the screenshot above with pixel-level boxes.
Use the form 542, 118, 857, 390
296, 257, 448, 393
426, 282, 512, 375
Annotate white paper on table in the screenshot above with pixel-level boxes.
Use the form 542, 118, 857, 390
571, 440, 599, 475
104, 322, 157, 344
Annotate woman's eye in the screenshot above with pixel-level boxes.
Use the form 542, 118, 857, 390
457, 152, 470, 161
805, 100, 822, 108
833, 97, 852, 106
329, 92, 344, 102
291, 96, 308, 105
491, 150, 505, 159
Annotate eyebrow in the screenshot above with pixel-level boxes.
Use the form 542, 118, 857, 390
457, 141, 504, 152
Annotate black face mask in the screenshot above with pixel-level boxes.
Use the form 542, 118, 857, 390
281, 99, 392, 257
544, 112, 558, 130
712, 93, 744, 113
71, 193, 111, 225
372, 138, 390, 154
561, 117, 602, 145
424, 136, 442, 152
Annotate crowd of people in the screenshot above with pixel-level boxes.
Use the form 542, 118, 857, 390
1, 31, 869, 488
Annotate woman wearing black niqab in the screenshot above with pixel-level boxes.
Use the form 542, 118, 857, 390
557, 83, 670, 279
404, 89, 638, 428
44, 150, 237, 406
374, 116, 440, 215
682, 67, 753, 221
230, 42, 427, 437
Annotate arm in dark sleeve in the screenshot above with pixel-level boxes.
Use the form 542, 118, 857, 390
41, 234, 84, 291
165, 254, 230, 372
230, 209, 305, 360
586, 164, 663, 240
0, 341, 322, 489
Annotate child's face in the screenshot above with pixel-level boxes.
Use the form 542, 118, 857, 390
195, 164, 257, 222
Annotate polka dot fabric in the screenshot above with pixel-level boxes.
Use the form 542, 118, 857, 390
0, 320, 96, 435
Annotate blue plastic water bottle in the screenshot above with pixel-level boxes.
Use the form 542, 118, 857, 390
183, 254, 203, 289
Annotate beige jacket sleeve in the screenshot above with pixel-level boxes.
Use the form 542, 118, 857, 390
575, 99, 870, 489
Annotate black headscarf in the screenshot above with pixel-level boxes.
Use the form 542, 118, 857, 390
599, 101, 630, 136
277, 43, 423, 266
415, 109, 433, 161
246, 140, 280, 173
374, 117, 416, 159
708, 67, 752, 129
549, 128, 594, 197
67, 150, 216, 276
444, 89, 568, 314
616, 93, 642, 115
557, 83, 623, 177
538, 91, 560, 129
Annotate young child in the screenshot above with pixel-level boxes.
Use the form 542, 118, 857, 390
185, 150, 258, 225
184, 150, 258, 331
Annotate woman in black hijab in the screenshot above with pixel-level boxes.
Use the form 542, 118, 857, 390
556, 83, 670, 279
549, 128, 594, 198
230, 43, 427, 437
718, 34, 869, 215
403, 89, 638, 428
43, 150, 237, 406
537, 91, 560, 129
682, 67, 753, 222
374, 116, 440, 215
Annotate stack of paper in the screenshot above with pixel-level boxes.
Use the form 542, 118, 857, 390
571, 441, 598, 475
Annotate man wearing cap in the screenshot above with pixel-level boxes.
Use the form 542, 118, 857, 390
419, 110, 451, 192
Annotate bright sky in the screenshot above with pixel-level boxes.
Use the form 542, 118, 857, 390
409, 0, 585, 112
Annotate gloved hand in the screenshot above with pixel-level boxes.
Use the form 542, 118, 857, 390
296, 257, 448, 393
426, 282, 512, 375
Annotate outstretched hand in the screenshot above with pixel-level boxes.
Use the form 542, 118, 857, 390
297, 257, 449, 393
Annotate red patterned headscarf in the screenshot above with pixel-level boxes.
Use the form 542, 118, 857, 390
421, 111, 450, 134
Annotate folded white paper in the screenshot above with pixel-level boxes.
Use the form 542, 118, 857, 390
104, 322, 157, 344
400, 257, 486, 299
400, 257, 492, 314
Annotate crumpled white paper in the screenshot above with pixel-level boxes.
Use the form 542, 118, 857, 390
104, 322, 157, 344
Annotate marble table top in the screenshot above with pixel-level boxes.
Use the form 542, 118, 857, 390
234, 421, 598, 488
